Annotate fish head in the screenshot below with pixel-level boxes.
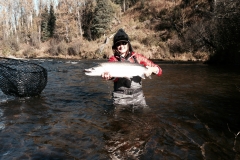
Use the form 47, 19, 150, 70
84, 64, 105, 76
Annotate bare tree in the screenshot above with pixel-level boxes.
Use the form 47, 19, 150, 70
0, 1, 13, 40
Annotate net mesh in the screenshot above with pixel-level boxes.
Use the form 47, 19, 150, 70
0, 58, 47, 97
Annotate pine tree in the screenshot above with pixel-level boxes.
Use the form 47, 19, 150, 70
40, 4, 56, 42
48, 4, 56, 38
41, 7, 49, 42
82, 0, 97, 40
90, 0, 115, 40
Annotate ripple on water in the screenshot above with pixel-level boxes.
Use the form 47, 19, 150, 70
0, 60, 240, 159
0, 122, 5, 130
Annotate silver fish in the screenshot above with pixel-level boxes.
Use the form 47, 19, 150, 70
84, 62, 148, 79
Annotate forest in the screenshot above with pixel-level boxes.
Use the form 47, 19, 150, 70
0, 0, 239, 65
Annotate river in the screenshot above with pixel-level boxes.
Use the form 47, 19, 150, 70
0, 59, 240, 160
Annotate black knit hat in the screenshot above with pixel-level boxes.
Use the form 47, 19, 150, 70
112, 29, 133, 52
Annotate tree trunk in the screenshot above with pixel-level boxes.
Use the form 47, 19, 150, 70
77, 10, 83, 39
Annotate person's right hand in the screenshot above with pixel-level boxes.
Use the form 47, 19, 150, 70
101, 72, 112, 80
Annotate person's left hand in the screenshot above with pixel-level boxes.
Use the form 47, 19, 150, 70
145, 66, 159, 77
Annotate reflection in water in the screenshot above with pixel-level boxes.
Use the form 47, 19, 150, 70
0, 107, 5, 130
0, 59, 240, 159
104, 107, 153, 159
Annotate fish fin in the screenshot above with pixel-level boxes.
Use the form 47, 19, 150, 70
140, 74, 151, 79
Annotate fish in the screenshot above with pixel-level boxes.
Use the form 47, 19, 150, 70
84, 61, 149, 79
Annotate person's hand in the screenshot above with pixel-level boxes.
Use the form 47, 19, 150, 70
145, 66, 159, 77
101, 72, 112, 80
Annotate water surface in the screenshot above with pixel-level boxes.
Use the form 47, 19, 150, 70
0, 59, 240, 159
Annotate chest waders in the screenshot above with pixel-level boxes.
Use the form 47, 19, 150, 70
112, 53, 147, 107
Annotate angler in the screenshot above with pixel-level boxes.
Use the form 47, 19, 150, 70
101, 29, 162, 107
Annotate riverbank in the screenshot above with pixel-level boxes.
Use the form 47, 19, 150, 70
1, 39, 208, 62
2, 53, 207, 63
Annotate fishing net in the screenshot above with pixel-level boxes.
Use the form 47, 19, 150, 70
0, 58, 47, 97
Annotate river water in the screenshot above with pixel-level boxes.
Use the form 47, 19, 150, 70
0, 59, 240, 160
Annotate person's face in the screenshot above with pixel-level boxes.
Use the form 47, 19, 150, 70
116, 41, 128, 54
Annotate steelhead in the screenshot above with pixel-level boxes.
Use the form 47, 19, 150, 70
84, 62, 149, 79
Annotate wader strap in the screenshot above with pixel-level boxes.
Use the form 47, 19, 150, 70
133, 55, 138, 63
126, 52, 138, 64
115, 51, 138, 63
125, 53, 131, 60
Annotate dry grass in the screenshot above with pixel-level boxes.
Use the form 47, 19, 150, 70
1, 0, 210, 62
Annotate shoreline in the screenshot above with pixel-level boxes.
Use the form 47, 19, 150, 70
2, 54, 206, 63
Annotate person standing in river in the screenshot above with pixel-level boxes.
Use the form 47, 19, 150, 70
102, 29, 162, 107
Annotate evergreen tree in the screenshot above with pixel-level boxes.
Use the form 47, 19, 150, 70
90, 0, 115, 40
82, 0, 97, 40
41, 5, 56, 42
48, 4, 56, 38
41, 7, 50, 42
